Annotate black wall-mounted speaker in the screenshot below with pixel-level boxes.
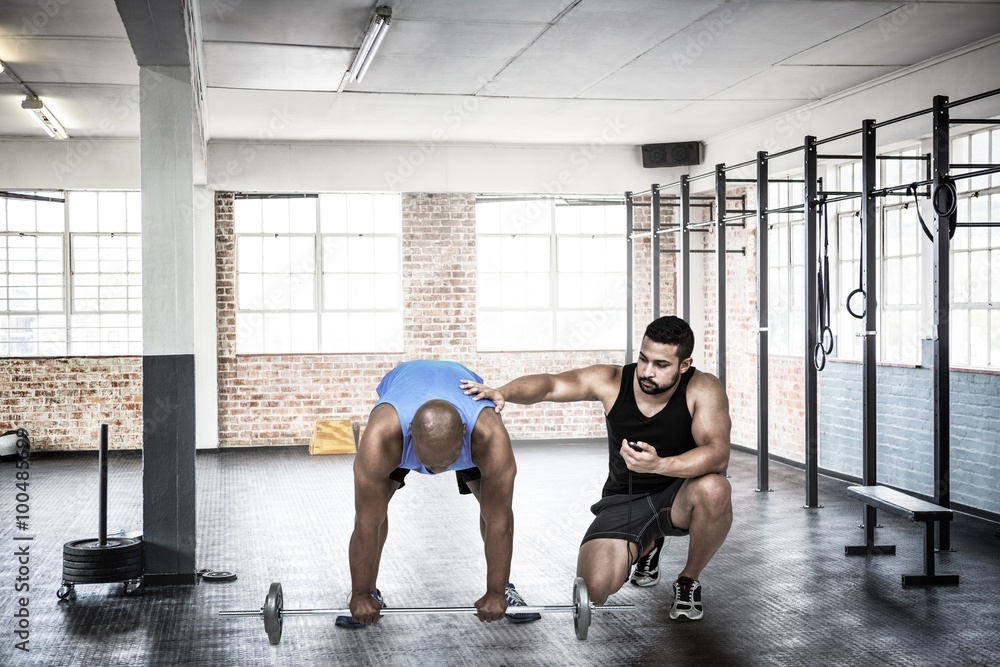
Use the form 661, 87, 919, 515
640, 142, 702, 168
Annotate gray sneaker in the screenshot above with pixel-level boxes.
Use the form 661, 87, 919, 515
669, 577, 703, 621
630, 537, 665, 587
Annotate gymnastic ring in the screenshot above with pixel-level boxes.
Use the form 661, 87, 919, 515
820, 326, 834, 356
813, 342, 827, 372
847, 288, 866, 320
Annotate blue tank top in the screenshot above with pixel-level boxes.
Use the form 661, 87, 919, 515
374, 360, 496, 474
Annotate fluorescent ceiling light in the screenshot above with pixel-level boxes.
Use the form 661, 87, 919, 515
0, 60, 5, 74
339, 5, 392, 92
21, 96, 69, 140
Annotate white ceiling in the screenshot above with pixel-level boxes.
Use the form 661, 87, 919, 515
1, 0, 999, 147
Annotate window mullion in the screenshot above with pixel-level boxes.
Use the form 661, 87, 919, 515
549, 201, 558, 350
63, 193, 72, 356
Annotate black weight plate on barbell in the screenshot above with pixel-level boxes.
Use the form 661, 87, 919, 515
202, 571, 238, 582
264, 582, 283, 645
64, 537, 142, 558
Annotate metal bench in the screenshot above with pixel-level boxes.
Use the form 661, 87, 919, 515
845, 485, 959, 586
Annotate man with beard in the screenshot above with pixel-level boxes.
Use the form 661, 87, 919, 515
459, 316, 732, 621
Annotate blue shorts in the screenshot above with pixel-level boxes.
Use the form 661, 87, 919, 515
582, 477, 687, 558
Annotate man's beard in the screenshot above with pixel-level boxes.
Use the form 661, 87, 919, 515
638, 371, 680, 395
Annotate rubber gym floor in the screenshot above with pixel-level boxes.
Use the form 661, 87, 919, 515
0, 443, 997, 667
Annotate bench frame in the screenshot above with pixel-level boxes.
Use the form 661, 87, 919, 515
845, 485, 959, 586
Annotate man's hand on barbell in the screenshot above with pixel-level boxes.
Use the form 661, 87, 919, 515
349, 592, 383, 625
474, 589, 508, 622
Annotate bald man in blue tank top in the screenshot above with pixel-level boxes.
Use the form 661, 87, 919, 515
461, 316, 733, 622
345, 359, 540, 628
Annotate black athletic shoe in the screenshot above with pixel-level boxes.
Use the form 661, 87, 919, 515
669, 576, 703, 621
504, 583, 541, 623
630, 537, 665, 587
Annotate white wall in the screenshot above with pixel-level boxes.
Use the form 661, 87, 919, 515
0, 139, 139, 190
193, 185, 218, 449
203, 142, 682, 195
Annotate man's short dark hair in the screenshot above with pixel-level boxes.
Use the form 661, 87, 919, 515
644, 316, 695, 360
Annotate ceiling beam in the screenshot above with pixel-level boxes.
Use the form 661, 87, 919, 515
114, 0, 190, 67
114, 0, 208, 181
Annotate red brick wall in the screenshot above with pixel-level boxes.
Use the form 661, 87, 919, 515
2, 187, 807, 459
698, 185, 806, 459
630, 194, 678, 347
214, 192, 626, 447
0, 357, 142, 451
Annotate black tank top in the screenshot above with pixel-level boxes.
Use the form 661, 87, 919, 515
602, 363, 697, 496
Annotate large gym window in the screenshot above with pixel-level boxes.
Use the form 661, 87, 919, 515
950, 126, 1000, 368
475, 197, 627, 351
832, 152, 924, 366
879, 148, 923, 365
233, 193, 402, 354
0, 191, 142, 357
833, 161, 863, 362
767, 180, 805, 356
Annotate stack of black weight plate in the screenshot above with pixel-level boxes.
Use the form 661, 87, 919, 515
59, 424, 142, 598
63, 536, 143, 584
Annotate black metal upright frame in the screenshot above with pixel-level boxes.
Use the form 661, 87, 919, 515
755, 152, 771, 492
680, 176, 692, 322
623, 87, 1000, 518
651, 185, 661, 321
803, 137, 820, 508
625, 191, 635, 364
861, 119, 882, 543
931, 96, 953, 551
715, 164, 728, 389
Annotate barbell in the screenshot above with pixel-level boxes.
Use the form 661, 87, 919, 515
219, 577, 634, 644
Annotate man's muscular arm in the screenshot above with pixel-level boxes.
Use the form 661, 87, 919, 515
460, 365, 620, 412
348, 405, 401, 624
470, 409, 516, 622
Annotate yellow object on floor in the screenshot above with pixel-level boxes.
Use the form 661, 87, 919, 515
308, 419, 356, 455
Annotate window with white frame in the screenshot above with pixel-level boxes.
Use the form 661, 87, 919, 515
476, 198, 626, 351
831, 151, 925, 365
950, 126, 1000, 368
767, 180, 804, 355
68, 192, 143, 355
234, 193, 402, 354
833, 161, 863, 361
0, 191, 142, 357
879, 147, 924, 364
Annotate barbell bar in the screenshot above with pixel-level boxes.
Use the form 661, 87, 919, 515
219, 577, 634, 644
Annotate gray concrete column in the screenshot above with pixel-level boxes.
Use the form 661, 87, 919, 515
140, 65, 197, 585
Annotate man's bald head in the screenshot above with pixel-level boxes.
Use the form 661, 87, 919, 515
410, 399, 466, 471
